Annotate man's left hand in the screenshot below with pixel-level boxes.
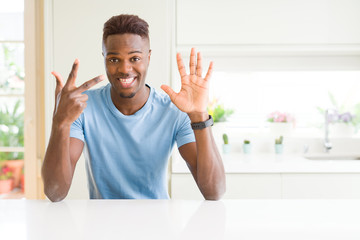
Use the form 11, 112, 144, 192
161, 48, 213, 115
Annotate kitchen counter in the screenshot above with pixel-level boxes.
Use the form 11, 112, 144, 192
1, 199, 360, 240
172, 153, 360, 173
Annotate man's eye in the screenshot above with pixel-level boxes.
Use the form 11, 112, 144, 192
131, 57, 140, 62
109, 59, 118, 63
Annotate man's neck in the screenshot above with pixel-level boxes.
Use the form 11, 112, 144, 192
111, 85, 150, 116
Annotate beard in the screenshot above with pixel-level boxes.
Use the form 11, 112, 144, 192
119, 92, 136, 98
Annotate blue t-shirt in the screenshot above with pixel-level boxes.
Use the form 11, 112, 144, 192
70, 83, 195, 199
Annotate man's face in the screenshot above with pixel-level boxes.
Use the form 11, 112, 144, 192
103, 33, 151, 99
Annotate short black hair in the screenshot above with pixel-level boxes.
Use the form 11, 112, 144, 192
103, 14, 149, 43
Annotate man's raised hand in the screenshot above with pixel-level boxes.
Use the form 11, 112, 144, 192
52, 59, 105, 127
161, 48, 213, 115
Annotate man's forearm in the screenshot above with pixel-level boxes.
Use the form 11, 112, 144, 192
190, 113, 226, 200
42, 124, 73, 202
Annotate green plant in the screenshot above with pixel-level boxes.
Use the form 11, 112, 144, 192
275, 136, 283, 145
0, 100, 24, 160
0, 165, 13, 180
207, 98, 234, 123
244, 139, 250, 144
222, 134, 229, 145
317, 92, 356, 126
0, 43, 25, 93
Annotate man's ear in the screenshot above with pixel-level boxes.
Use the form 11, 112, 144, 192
148, 49, 152, 62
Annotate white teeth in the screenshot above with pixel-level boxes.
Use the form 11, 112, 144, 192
118, 77, 134, 84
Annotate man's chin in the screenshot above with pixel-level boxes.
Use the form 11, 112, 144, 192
119, 91, 136, 98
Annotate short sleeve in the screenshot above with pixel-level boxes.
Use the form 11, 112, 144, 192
176, 113, 195, 148
70, 114, 85, 142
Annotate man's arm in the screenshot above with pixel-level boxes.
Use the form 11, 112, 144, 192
42, 59, 104, 202
178, 129, 225, 200
161, 48, 226, 200
42, 133, 83, 202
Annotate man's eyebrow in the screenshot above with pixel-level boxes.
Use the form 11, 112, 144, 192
106, 52, 120, 55
128, 50, 143, 54
106, 50, 143, 56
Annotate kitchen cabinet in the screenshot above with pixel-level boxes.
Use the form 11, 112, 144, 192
177, 0, 360, 47
171, 172, 360, 199
282, 173, 360, 199
171, 153, 360, 199
171, 173, 281, 199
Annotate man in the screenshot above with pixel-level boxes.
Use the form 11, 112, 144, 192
42, 14, 225, 201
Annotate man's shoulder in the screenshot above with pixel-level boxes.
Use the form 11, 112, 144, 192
150, 87, 189, 122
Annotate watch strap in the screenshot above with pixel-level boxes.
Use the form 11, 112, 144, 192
191, 115, 214, 130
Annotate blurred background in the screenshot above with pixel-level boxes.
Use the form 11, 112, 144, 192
1, 0, 360, 200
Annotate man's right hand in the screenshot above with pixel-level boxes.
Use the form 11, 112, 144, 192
51, 59, 105, 127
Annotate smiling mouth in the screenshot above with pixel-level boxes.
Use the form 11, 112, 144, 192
117, 77, 136, 88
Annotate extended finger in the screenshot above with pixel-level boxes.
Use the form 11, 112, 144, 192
52, 71, 64, 114
196, 52, 202, 77
176, 53, 187, 78
52, 71, 64, 89
204, 61, 214, 81
160, 84, 177, 102
64, 59, 79, 90
74, 75, 105, 93
189, 48, 196, 75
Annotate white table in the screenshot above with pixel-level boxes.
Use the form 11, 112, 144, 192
1, 199, 360, 240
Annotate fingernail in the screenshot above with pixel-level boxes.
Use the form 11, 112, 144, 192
74, 59, 79, 64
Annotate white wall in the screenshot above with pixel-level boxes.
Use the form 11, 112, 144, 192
45, 0, 173, 199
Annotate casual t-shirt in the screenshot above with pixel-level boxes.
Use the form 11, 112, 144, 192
70, 83, 195, 199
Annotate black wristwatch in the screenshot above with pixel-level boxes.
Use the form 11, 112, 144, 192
191, 115, 214, 130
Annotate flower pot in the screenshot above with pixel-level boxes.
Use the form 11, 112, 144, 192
243, 144, 251, 154
275, 144, 284, 154
222, 144, 231, 154
0, 179, 13, 194
6, 159, 24, 188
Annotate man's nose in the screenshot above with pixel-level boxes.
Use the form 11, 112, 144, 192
118, 61, 132, 73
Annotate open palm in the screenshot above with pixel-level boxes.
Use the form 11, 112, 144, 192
161, 48, 213, 114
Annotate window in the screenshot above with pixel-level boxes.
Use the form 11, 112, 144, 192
0, 0, 25, 196
210, 70, 360, 131
174, 53, 360, 137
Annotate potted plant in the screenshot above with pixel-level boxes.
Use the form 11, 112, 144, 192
243, 139, 251, 154
0, 164, 13, 194
207, 98, 234, 123
317, 92, 357, 137
222, 133, 231, 154
275, 136, 284, 154
325, 110, 355, 137
267, 111, 295, 136
0, 100, 24, 189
